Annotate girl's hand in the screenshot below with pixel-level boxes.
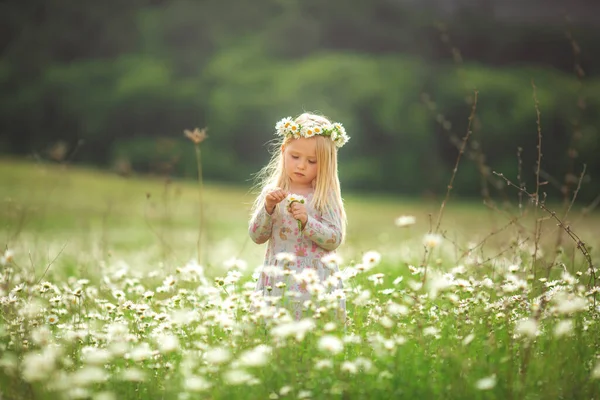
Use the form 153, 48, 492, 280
265, 187, 288, 214
289, 201, 308, 229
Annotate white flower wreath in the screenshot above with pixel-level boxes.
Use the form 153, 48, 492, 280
275, 117, 350, 148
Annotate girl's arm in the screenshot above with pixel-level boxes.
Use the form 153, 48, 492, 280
302, 203, 343, 251
249, 196, 275, 244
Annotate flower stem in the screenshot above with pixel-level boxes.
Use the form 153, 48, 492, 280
194, 144, 204, 265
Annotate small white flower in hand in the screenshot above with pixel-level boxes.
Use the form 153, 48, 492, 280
287, 194, 307, 230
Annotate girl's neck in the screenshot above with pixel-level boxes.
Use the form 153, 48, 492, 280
289, 184, 314, 197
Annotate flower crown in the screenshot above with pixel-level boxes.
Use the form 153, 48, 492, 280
275, 117, 350, 148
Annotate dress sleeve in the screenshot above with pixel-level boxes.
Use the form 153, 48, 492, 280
248, 192, 275, 244
302, 202, 343, 251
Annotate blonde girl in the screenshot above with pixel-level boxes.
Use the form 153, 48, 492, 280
248, 112, 349, 320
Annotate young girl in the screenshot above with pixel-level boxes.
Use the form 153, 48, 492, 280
249, 112, 349, 321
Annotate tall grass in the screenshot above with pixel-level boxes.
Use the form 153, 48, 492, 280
0, 155, 599, 399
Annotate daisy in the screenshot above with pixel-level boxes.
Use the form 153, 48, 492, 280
317, 335, 344, 355
303, 126, 316, 138
395, 215, 416, 227
276, 117, 294, 136
423, 233, 443, 248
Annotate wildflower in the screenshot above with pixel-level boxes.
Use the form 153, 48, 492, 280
298, 390, 312, 399
592, 363, 600, 380
423, 233, 443, 248
392, 276, 404, 285
275, 282, 286, 289
387, 302, 409, 316
318, 335, 344, 355
127, 343, 153, 362
554, 320, 574, 338
82, 347, 112, 365
554, 292, 588, 315
143, 291, 154, 300
21, 346, 62, 382
323, 322, 337, 332
423, 326, 440, 337
279, 386, 293, 396
275, 252, 297, 264
462, 333, 475, 346
120, 368, 145, 382
314, 359, 334, 369
287, 194, 307, 229
157, 334, 180, 353
362, 251, 382, 269
46, 314, 59, 325
93, 392, 116, 400
72, 366, 108, 386
184, 128, 208, 144
272, 319, 316, 342
368, 273, 385, 286
204, 347, 231, 365
31, 327, 51, 346
185, 375, 212, 392
11, 283, 25, 293
426, 271, 453, 299
515, 318, 538, 338
322, 254, 343, 270
340, 361, 358, 374
394, 215, 416, 227
379, 316, 394, 329
112, 290, 125, 301
223, 369, 255, 385
237, 345, 271, 367
2, 249, 14, 265
224, 257, 248, 271
475, 374, 497, 390
163, 275, 176, 287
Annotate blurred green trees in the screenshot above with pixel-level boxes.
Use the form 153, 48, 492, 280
1, 0, 599, 200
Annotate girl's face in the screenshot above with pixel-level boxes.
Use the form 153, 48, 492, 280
283, 138, 318, 188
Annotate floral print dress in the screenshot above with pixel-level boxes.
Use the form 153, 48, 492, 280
249, 191, 345, 319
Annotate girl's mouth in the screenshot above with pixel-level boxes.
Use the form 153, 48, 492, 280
294, 172, 305, 177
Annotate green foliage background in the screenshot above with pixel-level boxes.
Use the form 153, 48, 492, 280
1, 0, 599, 199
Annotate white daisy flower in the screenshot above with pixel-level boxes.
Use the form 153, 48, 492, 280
289, 123, 301, 138
303, 126, 316, 138
317, 335, 344, 355
423, 233, 443, 248
276, 117, 294, 136
275, 252, 297, 264
515, 318, 538, 338
362, 251, 382, 268
185, 375, 212, 392
554, 319, 574, 338
321, 254, 343, 269
395, 215, 416, 227
204, 347, 231, 365
475, 374, 497, 390
335, 133, 349, 148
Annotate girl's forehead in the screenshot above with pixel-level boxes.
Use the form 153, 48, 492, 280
286, 138, 317, 156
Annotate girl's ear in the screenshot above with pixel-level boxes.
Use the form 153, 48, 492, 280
281, 144, 285, 153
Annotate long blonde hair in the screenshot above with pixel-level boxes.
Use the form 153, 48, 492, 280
251, 112, 347, 237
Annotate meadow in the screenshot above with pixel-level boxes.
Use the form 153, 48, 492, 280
1, 158, 599, 399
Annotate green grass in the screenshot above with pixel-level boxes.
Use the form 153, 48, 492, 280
1, 157, 600, 400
